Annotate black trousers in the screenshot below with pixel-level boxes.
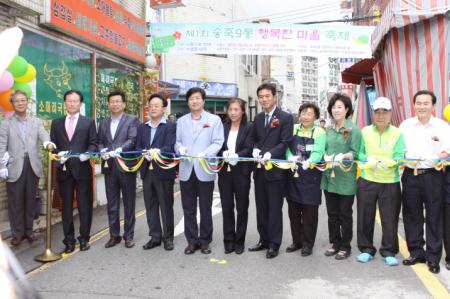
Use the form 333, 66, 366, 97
287, 201, 318, 249
218, 171, 250, 247
6, 157, 39, 239
104, 164, 137, 241
143, 172, 174, 242
356, 178, 401, 257
180, 171, 215, 245
254, 171, 285, 250
401, 168, 443, 263
444, 203, 450, 263
324, 190, 354, 252
58, 174, 93, 245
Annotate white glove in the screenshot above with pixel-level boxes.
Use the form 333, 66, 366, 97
197, 152, 206, 158
288, 155, 300, 163
323, 154, 334, 162
0, 168, 8, 180
178, 146, 187, 155
1, 152, 9, 166
100, 148, 110, 160
366, 156, 378, 163
111, 147, 122, 158
302, 159, 311, 170
228, 153, 239, 166
222, 150, 230, 159
262, 152, 272, 161
43, 141, 56, 150
79, 153, 89, 162
252, 148, 261, 159
334, 153, 345, 162
380, 158, 396, 170
58, 151, 69, 164
144, 150, 152, 162
150, 148, 161, 155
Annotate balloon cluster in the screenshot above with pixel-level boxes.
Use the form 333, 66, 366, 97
0, 55, 36, 112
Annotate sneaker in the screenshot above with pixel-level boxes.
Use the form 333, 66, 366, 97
357, 252, 374, 263
384, 256, 399, 266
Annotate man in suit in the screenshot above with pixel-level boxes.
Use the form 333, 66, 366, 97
176, 87, 224, 255
50, 90, 97, 253
249, 83, 293, 259
0, 90, 55, 246
136, 93, 176, 251
98, 90, 139, 249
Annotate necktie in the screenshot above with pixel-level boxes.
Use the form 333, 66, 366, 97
67, 115, 75, 140
265, 113, 270, 128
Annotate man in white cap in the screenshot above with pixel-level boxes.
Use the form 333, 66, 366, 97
356, 97, 405, 266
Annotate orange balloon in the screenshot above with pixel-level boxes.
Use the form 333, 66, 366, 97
0, 90, 14, 111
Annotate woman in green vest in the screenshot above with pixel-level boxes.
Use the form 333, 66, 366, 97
321, 93, 361, 260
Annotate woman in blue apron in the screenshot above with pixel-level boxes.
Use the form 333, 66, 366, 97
285, 103, 326, 256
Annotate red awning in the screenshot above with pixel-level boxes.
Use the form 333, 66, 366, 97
341, 58, 377, 85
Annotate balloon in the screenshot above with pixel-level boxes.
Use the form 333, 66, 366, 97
0, 71, 14, 92
0, 90, 14, 111
12, 82, 32, 97
444, 104, 450, 122
14, 64, 36, 83
0, 27, 23, 76
7, 56, 28, 78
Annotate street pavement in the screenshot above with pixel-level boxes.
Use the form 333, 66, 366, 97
11, 181, 450, 298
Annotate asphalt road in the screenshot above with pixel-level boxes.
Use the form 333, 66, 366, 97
12, 182, 450, 298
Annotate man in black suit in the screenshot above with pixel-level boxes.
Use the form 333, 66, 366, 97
50, 90, 97, 253
249, 83, 293, 259
136, 93, 176, 251
98, 90, 139, 249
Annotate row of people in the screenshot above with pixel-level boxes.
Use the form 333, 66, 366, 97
1, 85, 449, 274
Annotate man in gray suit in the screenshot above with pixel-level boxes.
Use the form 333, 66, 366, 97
176, 87, 224, 255
0, 90, 54, 246
98, 90, 139, 248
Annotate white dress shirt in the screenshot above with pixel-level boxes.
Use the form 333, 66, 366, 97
264, 106, 277, 126
65, 113, 80, 135
110, 113, 123, 139
399, 116, 450, 168
227, 130, 238, 153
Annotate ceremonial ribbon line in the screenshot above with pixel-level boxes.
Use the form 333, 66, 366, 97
47, 150, 450, 175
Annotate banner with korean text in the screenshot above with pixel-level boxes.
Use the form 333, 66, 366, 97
151, 23, 375, 58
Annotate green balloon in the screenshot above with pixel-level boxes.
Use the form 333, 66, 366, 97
12, 82, 32, 97
8, 56, 28, 78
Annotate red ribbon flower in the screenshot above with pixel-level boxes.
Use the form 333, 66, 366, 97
342, 127, 352, 139
203, 123, 210, 128
270, 117, 279, 128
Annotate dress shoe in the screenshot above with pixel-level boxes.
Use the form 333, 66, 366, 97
301, 247, 313, 257
105, 237, 121, 248
248, 242, 267, 252
235, 245, 244, 255
224, 244, 235, 254
402, 256, 426, 266
64, 243, 75, 254
427, 262, 440, 274
324, 247, 339, 257
10, 237, 23, 246
143, 239, 161, 250
335, 250, 351, 260
201, 244, 211, 254
266, 248, 279, 259
164, 240, 174, 251
286, 243, 301, 253
25, 234, 38, 243
446, 262, 450, 271
184, 243, 199, 255
124, 239, 135, 248
80, 241, 90, 251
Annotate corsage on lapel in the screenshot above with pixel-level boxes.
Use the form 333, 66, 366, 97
270, 116, 279, 128
203, 122, 210, 128
342, 127, 352, 139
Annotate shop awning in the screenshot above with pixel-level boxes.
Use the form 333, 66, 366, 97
158, 80, 180, 99
341, 58, 376, 85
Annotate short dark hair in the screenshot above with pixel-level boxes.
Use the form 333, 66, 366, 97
327, 93, 353, 119
413, 90, 436, 105
148, 93, 168, 107
320, 119, 326, 123
107, 90, 126, 102
257, 83, 276, 96
226, 97, 247, 124
186, 87, 206, 102
298, 103, 320, 119
63, 90, 84, 103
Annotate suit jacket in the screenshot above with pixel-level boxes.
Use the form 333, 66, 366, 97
98, 113, 139, 174
135, 120, 176, 180
50, 114, 98, 181
253, 107, 293, 181
218, 121, 255, 176
0, 114, 50, 182
175, 111, 224, 182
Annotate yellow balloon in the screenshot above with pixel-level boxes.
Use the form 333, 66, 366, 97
444, 104, 450, 122
14, 64, 36, 83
